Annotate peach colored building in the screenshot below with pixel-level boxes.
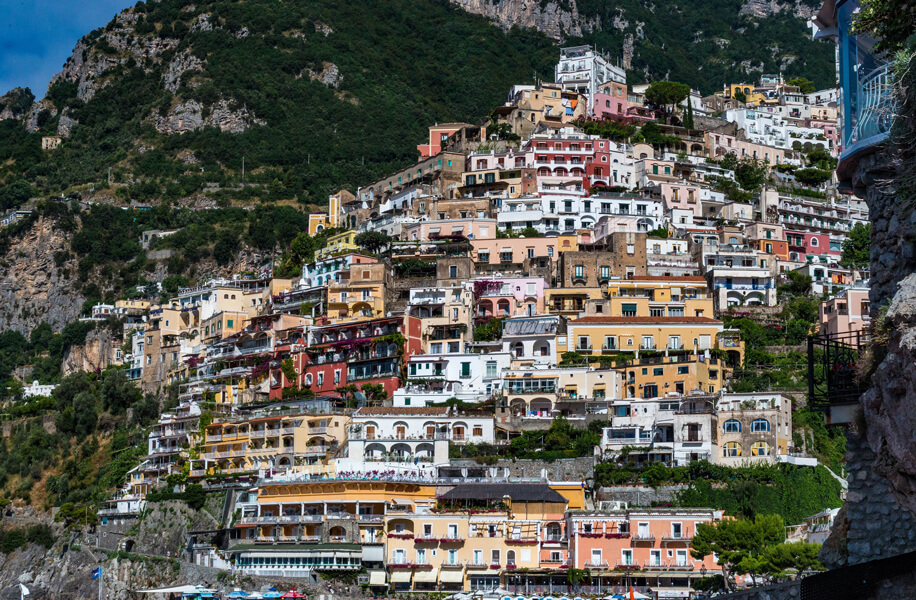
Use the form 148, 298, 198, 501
404, 219, 497, 242
820, 287, 870, 337
660, 182, 702, 217
567, 508, 722, 589
471, 234, 579, 266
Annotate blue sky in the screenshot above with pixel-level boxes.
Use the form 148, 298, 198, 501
1, 0, 135, 98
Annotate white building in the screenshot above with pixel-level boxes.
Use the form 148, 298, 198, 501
21, 380, 57, 398
501, 315, 562, 367
555, 45, 626, 115
347, 407, 495, 465
393, 352, 511, 407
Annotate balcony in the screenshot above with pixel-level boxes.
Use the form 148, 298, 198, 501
633, 533, 656, 543
661, 533, 693, 543
584, 560, 610, 569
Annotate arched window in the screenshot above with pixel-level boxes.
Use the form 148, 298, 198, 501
811, 237, 819, 247
750, 419, 771, 432
506, 550, 516, 566
723, 442, 742, 457
513, 342, 524, 358
751, 441, 770, 456
723, 419, 742, 433
305, 373, 313, 385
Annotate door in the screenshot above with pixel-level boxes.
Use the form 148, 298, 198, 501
591, 549, 603, 568
638, 522, 650, 539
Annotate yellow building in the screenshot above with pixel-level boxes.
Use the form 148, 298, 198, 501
116, 299, 150, 312
327, 262, 389, 323
316, 230, 360, 260
384, 482, 585, 593
605, 276, 715, 319
195, 413, 347, 476
725, 84, 766, 105
228, 478, 438, 577
545, 287, 605, 318
567, 312, 740, 397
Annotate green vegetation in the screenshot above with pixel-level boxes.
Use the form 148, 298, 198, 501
0, 0, 558, 205
0, 523, 55, 554
840, 222, 870, 268
594, 461, 842, 524
787, 77, 817, 94
0, 369, 154, 508
506, 417, 602, 460
691, 514, 823, 591
571, 0, 834, 94
644, 81, 691, 123
852, 0, 916, 54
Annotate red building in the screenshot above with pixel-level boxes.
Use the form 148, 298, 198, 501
270, 316, 422, 402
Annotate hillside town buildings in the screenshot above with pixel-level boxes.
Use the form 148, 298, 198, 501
86, 46, 862, 596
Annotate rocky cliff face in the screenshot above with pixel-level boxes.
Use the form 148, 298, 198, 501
449, 0, 589, 39
0, 217, 84, 335
61, 327, 122, 377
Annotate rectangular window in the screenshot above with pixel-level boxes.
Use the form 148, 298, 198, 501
573, 265, 585, 278
449, 265, 458, 278
461, 362, 471, 378
621, 303, 637, 317
653, 367, 664, 376
599, 266, 610, 280
486, 361, 498, 378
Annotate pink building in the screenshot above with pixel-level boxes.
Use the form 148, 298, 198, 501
660, 182, 703, 217
416, 123, 473, 158
567, 509, 721, 577
472, 277, 549, 318
593, 80, 629, 119
820, 287, 870, 337
784, 229, 841, 263
471, 234, 579, 267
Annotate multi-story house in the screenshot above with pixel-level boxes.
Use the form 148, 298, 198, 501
556, 235, 648, 286
489, 83, 588, 140
501, 366, 621, 418
555, 45, 626, 115
195, 412, 347, 476
777, 194, 853, 239
347, 407, 494, 465
646, 238, 700, 277
792, 262, 868, 297
696, 240, 778, 308
501, 314, 565, 369
472, 277, 549, 320
716, 393, 793, 465
594, 79, 629, 119
471, 232, 579, 274
393, 351, 511, 406
327, 261, 390, 323
566, 507, 721, 595
704, 132, 792, 166
304, 315, 423, 400
139, 402, 202, 488
407, 286, 474, 355
820, 287, 870, 336
229, 477, 437, 578
591, 197, 664, 237
384, 482, 585, 594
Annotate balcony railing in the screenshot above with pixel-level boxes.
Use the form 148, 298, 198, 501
851, 63, 895, 146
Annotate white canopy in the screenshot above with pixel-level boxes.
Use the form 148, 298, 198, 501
137, 586, 206, 595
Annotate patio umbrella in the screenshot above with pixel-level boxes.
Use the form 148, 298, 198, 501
281, 590, 307, 599
226, 591, 249, 598
262, 591, 282, 599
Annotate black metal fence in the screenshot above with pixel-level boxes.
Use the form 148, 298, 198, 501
807, 330, 870, 410
799, 549, 916, 599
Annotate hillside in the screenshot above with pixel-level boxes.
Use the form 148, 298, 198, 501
0, 0, 558, 207
0, 0, 832, 208
456, 0, 834, 93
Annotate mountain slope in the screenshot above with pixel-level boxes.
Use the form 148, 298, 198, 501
453, 0, 835, 93
0, 0, 558, 205
0, 0, 833, 208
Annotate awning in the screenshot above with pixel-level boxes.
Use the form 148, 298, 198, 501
369, 571, 387, 586
137, 586, 205, 594
390, 571, 412, 583
413, 569, 439, 583
440, 570, 465, 583
389, 498, 415, 505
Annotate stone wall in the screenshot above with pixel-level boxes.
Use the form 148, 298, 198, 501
718, 580, 800, 600
597, 485, 686, 506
